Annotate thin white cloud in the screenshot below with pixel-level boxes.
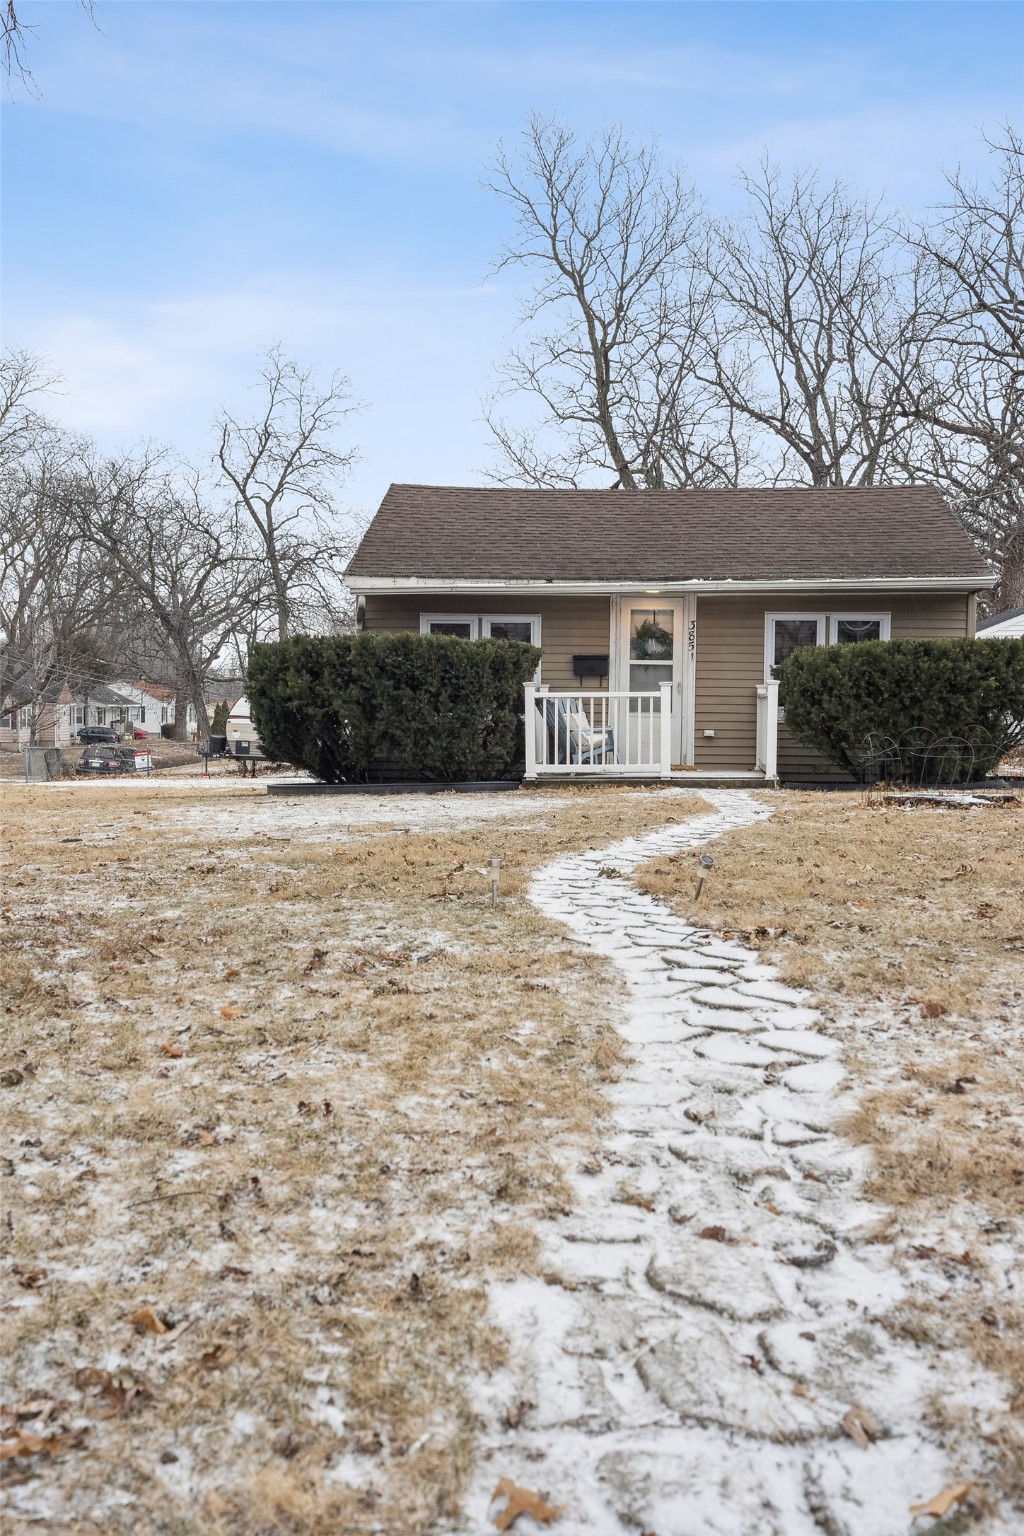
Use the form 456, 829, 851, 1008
17, 272, 523, 514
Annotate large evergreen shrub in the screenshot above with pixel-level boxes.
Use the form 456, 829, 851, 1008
777, 636, 1024, 782
247, 632, 542, 782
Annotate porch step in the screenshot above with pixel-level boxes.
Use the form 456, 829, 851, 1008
525, 771, 772, 789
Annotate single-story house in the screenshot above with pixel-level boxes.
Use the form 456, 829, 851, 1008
977, 607, 1024, 639
345, 484, 995, 783
0, 683, 78, 749
1, 682, 154, 749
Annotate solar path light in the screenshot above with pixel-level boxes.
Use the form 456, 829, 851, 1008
693, 853, 715, 903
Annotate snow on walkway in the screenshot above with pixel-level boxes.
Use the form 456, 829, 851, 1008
461, 790, 992, 1536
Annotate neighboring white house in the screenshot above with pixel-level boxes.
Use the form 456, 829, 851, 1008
113, 680, 184, 733
977, 607, 1024, 639
2, 675, 244, 750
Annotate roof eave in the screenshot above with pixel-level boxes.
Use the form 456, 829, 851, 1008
345, 573, 997, 596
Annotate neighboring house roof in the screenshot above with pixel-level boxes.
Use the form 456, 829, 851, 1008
2, 681, 78, 710
204, 676, 245, 704
119, 679, 176, 702
73, 683, 138, 706
346, 484, 994, 588
976, 607, 1024, 637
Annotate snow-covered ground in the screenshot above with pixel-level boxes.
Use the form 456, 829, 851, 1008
462, 791, 1006, 1536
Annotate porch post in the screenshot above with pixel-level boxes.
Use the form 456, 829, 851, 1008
759, 680, 779, 780
523, 682, 537, 781
659, 680, 672, 779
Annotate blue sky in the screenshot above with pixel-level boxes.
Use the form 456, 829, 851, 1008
4, 0, 1023, 517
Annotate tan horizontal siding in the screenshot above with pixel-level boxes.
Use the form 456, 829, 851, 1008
694, 591, 972, 780
364, 589, 972, 780
361, 594, 611, 692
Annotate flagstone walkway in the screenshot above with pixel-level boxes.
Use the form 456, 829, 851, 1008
462, 790, 979, 1536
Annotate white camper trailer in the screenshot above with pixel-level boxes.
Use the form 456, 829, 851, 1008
224, 697, 266, 762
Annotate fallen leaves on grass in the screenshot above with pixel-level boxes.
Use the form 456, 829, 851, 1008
841, 1405, 878, 1448
909, 1480, 974, 1518
74, 1367, 152, 1416
490, 1475, 565, 1530
198, 1343, 236, 1371
130, 1305, 168, 1335
0, 1426, 86, 1460
158, 1042, 183, 1058
13, 1265, 48, 1289
219, 1004, 242, 1020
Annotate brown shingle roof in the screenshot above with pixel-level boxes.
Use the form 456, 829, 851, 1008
346, 484, 992, 585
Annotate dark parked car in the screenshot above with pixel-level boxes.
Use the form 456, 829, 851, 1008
76, 745, 138, 776
77, 724, 124, 744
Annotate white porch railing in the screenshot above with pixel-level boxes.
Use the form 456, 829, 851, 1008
755, 680, 780, 779
524, 683, 672, 779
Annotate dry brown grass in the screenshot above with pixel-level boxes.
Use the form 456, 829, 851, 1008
636, 791, 1023, 1019
635, 790, 1024, 1510
0, 781, 707, 1535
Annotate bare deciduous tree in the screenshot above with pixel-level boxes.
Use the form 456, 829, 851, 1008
903, 129, 1024, 608
72, 452, 261, 741
695, 162, 925, 487
0, 352, 126, 741
215, 348, 360, 642
3, 0, 96, 89
486, 116, 742, 489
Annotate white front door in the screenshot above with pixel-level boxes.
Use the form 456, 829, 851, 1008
615, 597, 695, 765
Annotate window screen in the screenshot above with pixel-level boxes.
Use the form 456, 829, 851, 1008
487, 621, 533, 643
835, 618, 882, 644
427, 620, 474, 638
772, 618, 820, 669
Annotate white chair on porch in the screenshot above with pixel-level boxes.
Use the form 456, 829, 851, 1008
535, 695, 615, 767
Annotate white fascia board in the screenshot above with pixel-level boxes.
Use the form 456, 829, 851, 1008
345, 574, 997, 595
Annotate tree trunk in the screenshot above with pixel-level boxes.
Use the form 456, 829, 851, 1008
171, 687, 190, 742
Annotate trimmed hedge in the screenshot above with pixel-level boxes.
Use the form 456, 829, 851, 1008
247, 632, 542, 783
777, 636, 1024, 782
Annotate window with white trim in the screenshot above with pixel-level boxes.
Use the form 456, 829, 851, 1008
419, 611, 543, 681
828, 613, 891, 645
419, 613, 542, 647
419, 614, 479, 639
765, 613, 825, 680
482, 615, 541, 646
765, 611, 891, 680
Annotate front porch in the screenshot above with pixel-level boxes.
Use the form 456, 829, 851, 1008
523, 680, 779, 783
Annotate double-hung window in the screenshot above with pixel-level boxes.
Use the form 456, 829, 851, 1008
420, 612, 542, 680
482, 615, 540, 646
419, 614, 542, 646
828, 613, 891, 645
765, 610, 891, 680
420, 614, 479, 639
765, 614, 826, 681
